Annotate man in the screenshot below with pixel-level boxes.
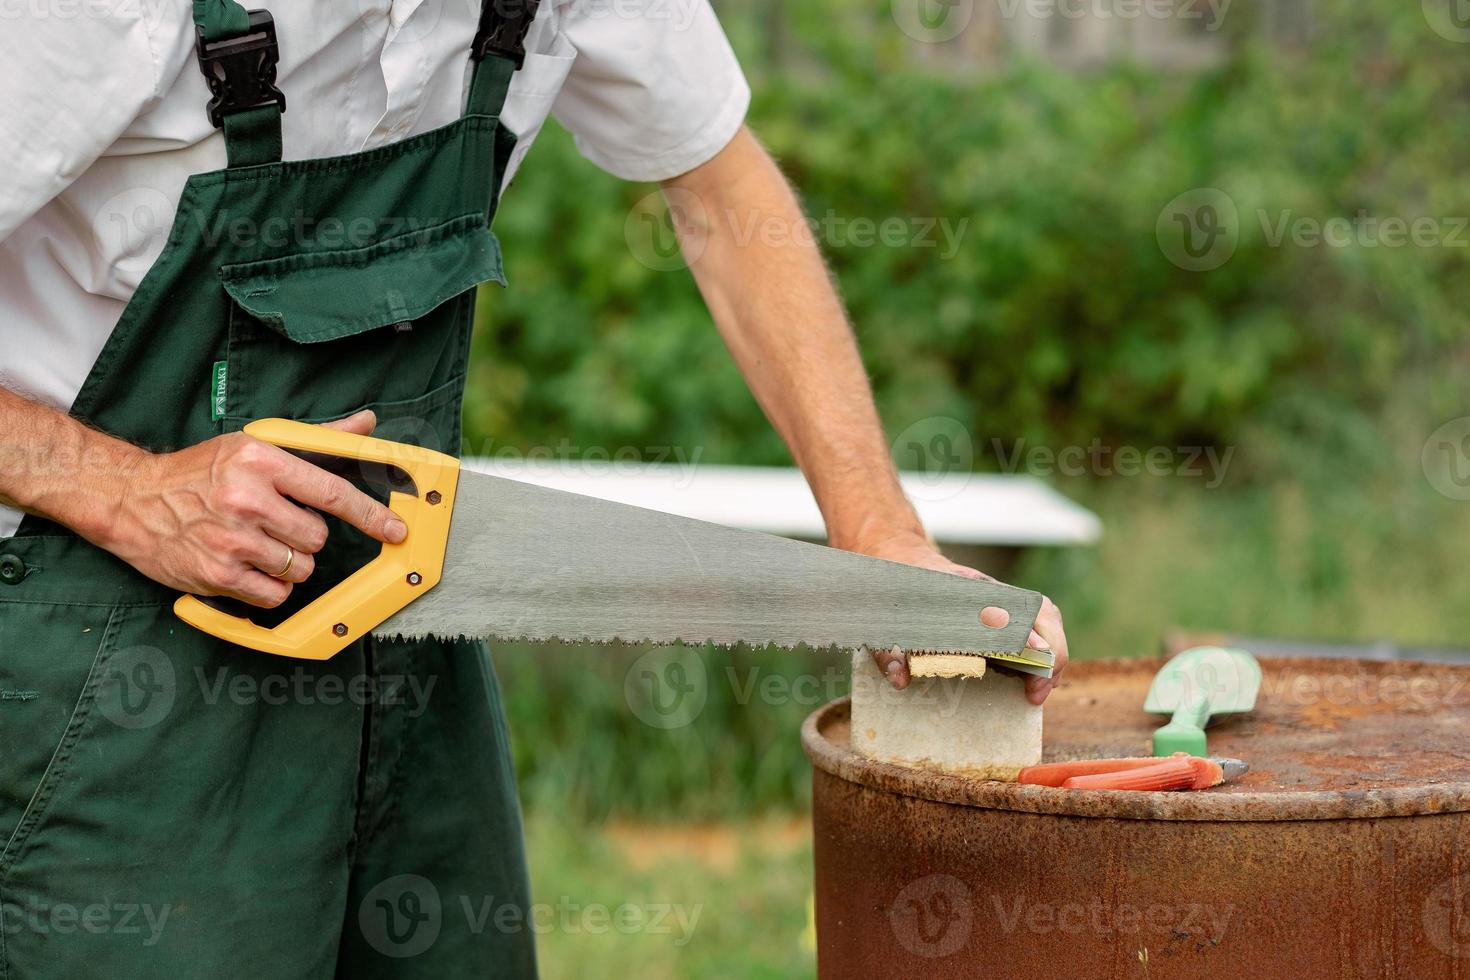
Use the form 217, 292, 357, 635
0, 0, 1066, 975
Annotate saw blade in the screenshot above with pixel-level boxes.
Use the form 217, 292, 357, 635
377, 469, 1049, 671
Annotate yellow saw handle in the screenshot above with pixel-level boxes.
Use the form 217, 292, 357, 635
173, 418, 461, 660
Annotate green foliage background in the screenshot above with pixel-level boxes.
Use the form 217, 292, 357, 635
467, 0, 1470, 822
470, 0, 1469, 474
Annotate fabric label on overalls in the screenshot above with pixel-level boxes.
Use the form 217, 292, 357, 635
211, 360, 228, 420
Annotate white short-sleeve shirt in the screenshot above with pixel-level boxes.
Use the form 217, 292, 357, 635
0, 0, 750, 535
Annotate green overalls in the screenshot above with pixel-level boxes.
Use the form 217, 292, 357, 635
0, 1, 538, 975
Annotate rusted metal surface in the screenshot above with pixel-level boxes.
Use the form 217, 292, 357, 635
806, 657, 1470, 979
813, 657, 1470, 821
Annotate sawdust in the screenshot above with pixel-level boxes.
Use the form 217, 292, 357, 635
908, 653, 988, 679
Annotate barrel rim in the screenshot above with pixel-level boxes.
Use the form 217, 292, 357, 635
802, 693, 1470, 823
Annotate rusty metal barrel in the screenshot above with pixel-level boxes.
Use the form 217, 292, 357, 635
804, 657, 1470, 979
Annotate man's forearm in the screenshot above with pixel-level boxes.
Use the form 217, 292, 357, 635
663, 127, 925, 552
0, 386, 141, 540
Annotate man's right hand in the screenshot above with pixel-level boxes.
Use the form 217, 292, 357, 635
97, 410, 406, 608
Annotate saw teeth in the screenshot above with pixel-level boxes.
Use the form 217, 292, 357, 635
375, 631, 1017, 658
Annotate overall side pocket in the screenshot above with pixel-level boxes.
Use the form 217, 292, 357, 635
0, 603, 125, 877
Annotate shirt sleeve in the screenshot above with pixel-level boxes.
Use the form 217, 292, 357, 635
0, 8, 172, 242
550, 0, 751, 182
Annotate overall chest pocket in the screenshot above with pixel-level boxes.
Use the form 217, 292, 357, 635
219, 212, 505, 454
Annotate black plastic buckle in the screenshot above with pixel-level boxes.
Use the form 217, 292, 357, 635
473, 0, 540, 68
196, 9, 287, 128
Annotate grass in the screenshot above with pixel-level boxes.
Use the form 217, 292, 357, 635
523, 813, 815, 980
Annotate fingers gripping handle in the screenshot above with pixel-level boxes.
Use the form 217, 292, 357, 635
173, 418, 461, 660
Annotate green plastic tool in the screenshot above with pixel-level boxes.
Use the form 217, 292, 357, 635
1144, 646, 1261, 757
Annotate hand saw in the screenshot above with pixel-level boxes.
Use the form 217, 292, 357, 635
173, 418, 1051, 673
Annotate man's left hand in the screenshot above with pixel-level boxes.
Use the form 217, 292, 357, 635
846, 529, 1069, 705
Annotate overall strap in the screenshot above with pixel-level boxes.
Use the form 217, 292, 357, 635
468, 0, 541, 119
193, 1, 286, 168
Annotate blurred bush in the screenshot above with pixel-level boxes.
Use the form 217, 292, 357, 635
470, 0, 1470, 480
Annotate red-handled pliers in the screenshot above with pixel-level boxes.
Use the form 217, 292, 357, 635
1017, 753, 1249, 791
